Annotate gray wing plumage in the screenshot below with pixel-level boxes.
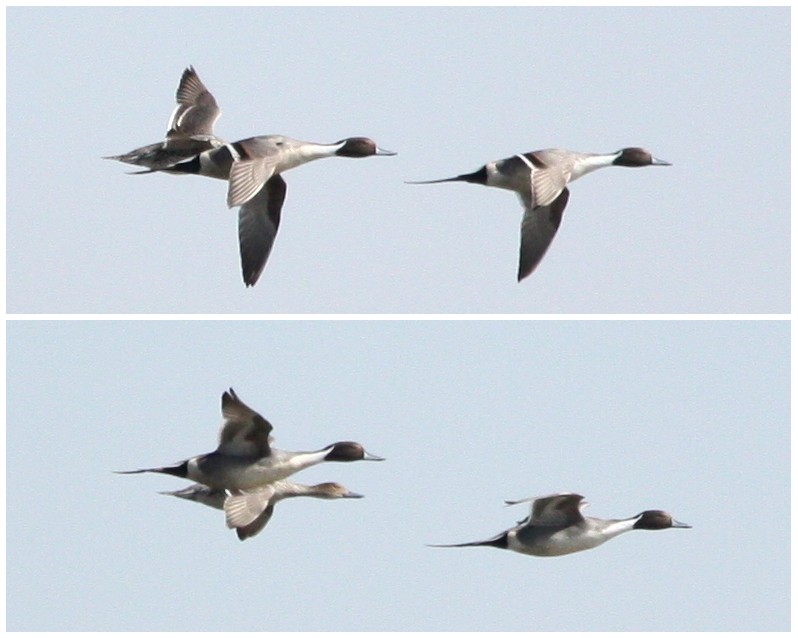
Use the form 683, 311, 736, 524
235, 503, 276, 541
105, 66, 223, 169
526, 149, 575, 207
238, 175, 286, 287
216, 388, 273, 457
517, 188, 570, 281
527, 493, 586, 527
167, 66, 221, 140
224, 485, 277, 529
226, 138, 285, 207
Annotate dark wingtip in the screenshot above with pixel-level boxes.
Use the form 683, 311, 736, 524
517, 263, 534, 282
222, 388, 238, 404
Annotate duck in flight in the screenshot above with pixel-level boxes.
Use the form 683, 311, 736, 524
429, 492, 690, 557
409, 147, 670, 281
154, 134, 395, 286
116, 388, 383, 492
161, 480, 364, 541
105, 67, 396, 287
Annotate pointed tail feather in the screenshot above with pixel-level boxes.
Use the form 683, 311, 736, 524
427, 531, 508, 549
114, 461, 189, 478
405, 176, 464, 185
406, 166, 487, 186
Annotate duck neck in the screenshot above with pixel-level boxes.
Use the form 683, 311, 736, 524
569, 153, 620, 182
268, 482, 336, 506
298, 142, 345, 162
590, 516, 638, 540
284, 448, 331, 473
270, 481, 313, 500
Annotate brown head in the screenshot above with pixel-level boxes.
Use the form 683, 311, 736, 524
323, 441, 385, 462
313, 482, 365, 499
633, 510, 691, 530
335, 137, 397, 158
613, 147, 671, 167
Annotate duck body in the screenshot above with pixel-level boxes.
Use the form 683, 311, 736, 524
105, 66, 396, 287
176, 446, 332, 490
160, 135, 396, 206
162, 480, 364, 541
430, 493, 690, 557
508, 515, 649, 556
181, 441, 380, 490
116, 388, 383, 491
151, 135, 394, 286
410, 147, 670, 281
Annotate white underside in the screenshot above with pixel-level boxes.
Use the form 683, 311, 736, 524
508, 518, 636, 556
186, 448, 331, 491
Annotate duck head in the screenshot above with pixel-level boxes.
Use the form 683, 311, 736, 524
314, 482, 365, 499
323, 441, 385, 462
613, 147, 671, 167
633, 509, 691, 530
335, 137, 396, 158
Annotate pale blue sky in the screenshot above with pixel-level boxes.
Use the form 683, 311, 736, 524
5, 7, 790, 313
6, 320, 789, 631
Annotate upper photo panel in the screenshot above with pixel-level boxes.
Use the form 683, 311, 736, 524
6, 7, 788, 314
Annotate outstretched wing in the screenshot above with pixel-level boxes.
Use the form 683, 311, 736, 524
517, 188, 570, 281
238, 175, 286, 287
224, 485, 277, 529
167, 66, 221, 140
216, 388, 273, 457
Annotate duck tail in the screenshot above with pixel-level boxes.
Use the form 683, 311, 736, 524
114, 460, 189, 478
427, 531, 508, 549
406, 166, 487, 186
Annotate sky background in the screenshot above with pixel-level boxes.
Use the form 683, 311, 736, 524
6, 319, 789, 631
5, 7, 790, 314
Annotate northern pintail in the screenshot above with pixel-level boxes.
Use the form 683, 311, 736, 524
430, 493, 690, 557
104, 66, 225, 169
409, 147, 671, 281
149, 134, 396, 286
162, 481, 363, 541
117, 388, 384, 491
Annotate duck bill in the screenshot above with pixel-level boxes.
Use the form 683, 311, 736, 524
342, 491, 365, 499
363, 450, 386, 461
671, 519, 692, 529
652, 157, 672, 166
375, 147, 397, 156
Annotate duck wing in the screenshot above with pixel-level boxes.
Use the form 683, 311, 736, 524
216, 388, 273, 457
166, 66, 221, 140
506, 492, 586, 527
235, 503, 277, 541
517, 187, 570, 281
224, 485, 278, 529
238, 175, 286, 287
531, 493, 587, 526
525, 149, 573, 207
226, 138, 286, 207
